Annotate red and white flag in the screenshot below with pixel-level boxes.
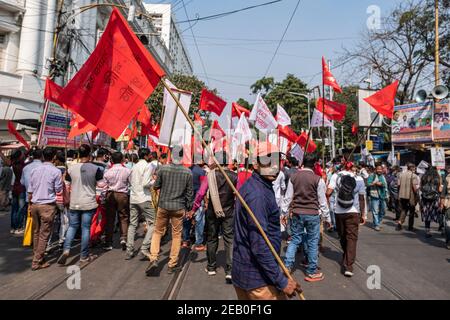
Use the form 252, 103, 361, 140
322, 56, 342, 93
249, 93, 278, 131
276, 104, 291, 126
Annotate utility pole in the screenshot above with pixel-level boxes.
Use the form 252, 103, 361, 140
435, 0, 440, 86
328, 60, 336, 160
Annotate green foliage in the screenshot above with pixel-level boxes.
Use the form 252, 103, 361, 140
332, 86, 358, 149
250, 74, 309, 132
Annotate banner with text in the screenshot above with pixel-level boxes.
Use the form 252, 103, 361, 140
392, 101, 433, 144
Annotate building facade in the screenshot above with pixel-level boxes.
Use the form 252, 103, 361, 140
0, 0, 175, 144
144, 3, 193, 75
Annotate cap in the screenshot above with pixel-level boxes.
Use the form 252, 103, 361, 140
256, 141, 280, 157
345, 161, 354, 170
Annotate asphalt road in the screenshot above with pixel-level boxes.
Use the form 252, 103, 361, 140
0, 208, 449, 300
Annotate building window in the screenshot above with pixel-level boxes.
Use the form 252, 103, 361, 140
0, 34, 7, 47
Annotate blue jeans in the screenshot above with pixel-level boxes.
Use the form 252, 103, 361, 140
370, 198, 385, 227
63, 209, 95, 259
11, 192, 27, 230
183, 202, 205, 245
284, 214, 321, 275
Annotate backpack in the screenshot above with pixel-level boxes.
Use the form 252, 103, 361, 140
336, 174, 357, 208
421, 181, 439, 201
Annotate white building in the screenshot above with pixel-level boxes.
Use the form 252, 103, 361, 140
0, 0, 173, 144
144, 3, 193, 75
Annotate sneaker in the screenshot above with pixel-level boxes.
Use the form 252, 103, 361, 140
57, 251, 70, 265
395, 224, 402, 231
225, 274, 232, 284
79, 254, 97, 265
167, 265, 181, 274
194, 244, 206, 252
205, 268, 216, 276
344, 271, 354, 277
14, 229, 24, 235
10, 229, 15, 234
146, 260, 159, 276
125, 250, 135, 260
374, 226, 381, 231
304, 272, 324, 282
120, 240, 127, 251
102, 245, 113, 251
139, 251, 151, 261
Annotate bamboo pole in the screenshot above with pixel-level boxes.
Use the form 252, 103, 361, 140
161, 78, 305, 300
348, 113, 379, 161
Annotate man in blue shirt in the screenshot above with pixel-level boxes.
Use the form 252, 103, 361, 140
232, 141, 300, 300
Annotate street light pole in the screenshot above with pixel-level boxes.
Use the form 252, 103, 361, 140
287, 91, 311, 135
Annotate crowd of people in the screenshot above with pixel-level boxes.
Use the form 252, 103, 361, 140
1, 142, 449, 300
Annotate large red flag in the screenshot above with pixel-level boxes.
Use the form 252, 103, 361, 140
199, 89, 227, 116
278, 125, 298, 143
363, 81, 399, 119
316, 98, 347, 121
58, 8, 165, 139
232, 102, 250, 118
296, 131, 317, 153
322, 56, 342, 93
7, 121, 30, 150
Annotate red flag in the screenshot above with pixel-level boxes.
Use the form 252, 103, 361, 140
194, 113, 205, 126
322, 56, 342, 93
126, 140, 134, 151
352, 123, 358, 136
296, 131, 317, 153
58, 8, 165, 139
7, 121, 30, 150
278, 125, 298, 143
316, 98, 347, 121
138, 106, 152, 136
68, 113, 97, 139
149, 123, 160, 138
211, 120, 226, 140
363, 81, 399, 119
232, 102, 250, 118
44, 78, 66, 108
199, 89, 226, 116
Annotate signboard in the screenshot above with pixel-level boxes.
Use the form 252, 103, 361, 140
38, 101, 111, 148
38, 101, 77, 148
431, 147, 445, 169
432, 99, 450, 142
358, 89, 383, 127
392, 101, 433, 144
365, 140, 373, 151
370, 134, 384, 151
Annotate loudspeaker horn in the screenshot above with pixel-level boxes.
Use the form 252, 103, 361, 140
414, 89, 428, 103
431, 85, 449, 100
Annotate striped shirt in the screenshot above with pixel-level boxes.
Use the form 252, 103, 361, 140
154, 164, 193, 211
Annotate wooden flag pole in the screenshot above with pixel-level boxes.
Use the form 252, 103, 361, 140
348, 113, 379, 161
161, 78, 305, 300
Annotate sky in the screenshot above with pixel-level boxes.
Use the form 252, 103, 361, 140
145, 0, 404, 103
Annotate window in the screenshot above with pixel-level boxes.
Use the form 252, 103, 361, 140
0, 34, 7, 47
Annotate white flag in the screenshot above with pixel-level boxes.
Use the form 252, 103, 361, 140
310, 109, 335, 128
249, 93, 277, 131
210, 102, 232, 136
231, 114, 252, 160
290, 143, 304, 163
159, 79, 192, 147
276, 104, 291, 126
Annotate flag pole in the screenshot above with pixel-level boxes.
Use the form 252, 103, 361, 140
161, 78, 305, 300
348, 113, 379, 161
321, 76, 326, 170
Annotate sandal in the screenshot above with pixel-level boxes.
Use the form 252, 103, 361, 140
31, 261, 51, 271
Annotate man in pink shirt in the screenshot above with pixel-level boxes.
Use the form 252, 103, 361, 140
103, 152, 131, 251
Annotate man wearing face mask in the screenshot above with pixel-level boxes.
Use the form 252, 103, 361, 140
232, 141, 300, 300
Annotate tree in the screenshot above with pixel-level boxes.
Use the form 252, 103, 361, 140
250, 74, 309, 132
343, 0, 450, 104
235, 98, 252, 110
332, 86, 359, 149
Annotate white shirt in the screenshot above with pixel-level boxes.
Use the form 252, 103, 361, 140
130, 159, 156, 204
272, 171, 286, 212
328, 171, 366, 215
284, 168, 331, 223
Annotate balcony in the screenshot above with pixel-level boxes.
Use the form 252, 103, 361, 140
0, 0, 25, 13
